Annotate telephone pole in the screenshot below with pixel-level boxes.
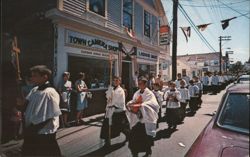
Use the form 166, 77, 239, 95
219, 36, 231, 73
172, 0, 178, 81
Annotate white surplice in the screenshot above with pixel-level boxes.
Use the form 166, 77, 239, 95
126, 88, 159, 137
105, 85, 126, 125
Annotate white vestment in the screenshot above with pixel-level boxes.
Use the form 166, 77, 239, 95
126, 88, 159, 137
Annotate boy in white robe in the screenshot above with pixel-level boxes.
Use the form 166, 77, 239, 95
126, 77, 159, 157
20, 65, 62, 156
188, 80, 200, 113
100, 76, 130, 146
164, 82, 181, 129
177, 80, 190, 122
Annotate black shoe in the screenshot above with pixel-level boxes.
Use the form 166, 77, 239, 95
144, 149, 152, 157
173, 125, 177, 130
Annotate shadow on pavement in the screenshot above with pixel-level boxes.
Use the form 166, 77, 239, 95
80, 142, 126, 157
154, 128, 178, 141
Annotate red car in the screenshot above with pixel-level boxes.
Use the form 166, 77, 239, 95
185, 84, 249, 157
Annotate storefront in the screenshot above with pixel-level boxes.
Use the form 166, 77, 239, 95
55, 27, 119, 116
136, 49, 158, 77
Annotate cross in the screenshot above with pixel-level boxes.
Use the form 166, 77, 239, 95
11, 36, 22, 81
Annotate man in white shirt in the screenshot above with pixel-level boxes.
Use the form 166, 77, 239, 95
126, 77, 159, 157
100, 76, 130, 146
20, 65, 61, 156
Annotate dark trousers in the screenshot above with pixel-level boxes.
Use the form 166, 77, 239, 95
100, 111, 130, 140
166, 108, 180, 126
22, 132, 61, 156
179, 102, 187, 121
128, 123, 153, 154
189, 97, 199, 112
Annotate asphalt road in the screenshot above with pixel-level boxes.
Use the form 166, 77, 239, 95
58, 89, 226, 157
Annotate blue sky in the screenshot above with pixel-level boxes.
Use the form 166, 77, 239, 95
162, 0, 250, 63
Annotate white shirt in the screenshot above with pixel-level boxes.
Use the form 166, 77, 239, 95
177, 87, 190, 103
25, 86, 61, 134
212, 75, 219, 85
163, 89, 181, 108
188, 85, 199, 97
202, 76, 209, 86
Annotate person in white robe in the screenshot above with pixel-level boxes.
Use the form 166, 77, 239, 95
100, 76, 130, 146
177, 80, 190, 121
163, 82, 181, 129
126, 77, 159, 157
188, 80, 200, 113
21, 65, 61, 156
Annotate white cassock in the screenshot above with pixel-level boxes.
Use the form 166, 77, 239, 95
105, 85, 126, 125
126, 88, 159, 137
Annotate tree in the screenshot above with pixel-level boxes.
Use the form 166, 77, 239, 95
229, 61, 243, 75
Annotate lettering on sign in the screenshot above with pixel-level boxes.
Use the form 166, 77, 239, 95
67, 30, 119, 52
137, 50, 158, 61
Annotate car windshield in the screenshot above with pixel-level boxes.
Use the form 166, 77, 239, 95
218, 93, 250, 134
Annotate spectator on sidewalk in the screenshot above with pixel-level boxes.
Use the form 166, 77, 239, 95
20, 65, 62, 156
155, 74, 164, 90
100, 76, 130, 146
126, 77, 159, 157
75, 72, 89, 126
211, 72, 220, 94
164, 82, 181, 130
58, 72, 72, 128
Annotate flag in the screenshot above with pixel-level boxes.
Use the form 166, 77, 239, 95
221, 17, 237, 30
197, 23, 211, 31
180, 27, 191, 42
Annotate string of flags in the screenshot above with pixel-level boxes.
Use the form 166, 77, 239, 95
180, 16, 237, 42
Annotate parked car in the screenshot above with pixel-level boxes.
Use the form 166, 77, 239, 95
185, 84, 249, 157
235, 74, 250, 84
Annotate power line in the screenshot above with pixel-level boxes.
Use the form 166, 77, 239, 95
216, 0, 250, 19
180, 0, 249, 8
178, 4, 217, 52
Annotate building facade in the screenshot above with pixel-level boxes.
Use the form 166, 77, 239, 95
176, 52, 227, 78
2, 0, 171, 143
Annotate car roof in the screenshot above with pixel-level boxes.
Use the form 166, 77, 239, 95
239, 75, 250, 78
227, 84, 250, 93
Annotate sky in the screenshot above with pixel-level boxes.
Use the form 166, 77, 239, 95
161, 0, 250, 63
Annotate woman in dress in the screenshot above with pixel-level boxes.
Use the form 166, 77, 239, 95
75, 72, 88, 125
59, 72, 72, 127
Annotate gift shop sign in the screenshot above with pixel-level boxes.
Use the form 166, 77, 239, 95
66, 30, 119, 52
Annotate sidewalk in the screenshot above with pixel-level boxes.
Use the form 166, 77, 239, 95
0, 113, 105, 157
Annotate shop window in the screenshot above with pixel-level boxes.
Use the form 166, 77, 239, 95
144, 11, 150, 37
89, 0, 105, 17
68, 56, 115, 89
123, 0, 133, 30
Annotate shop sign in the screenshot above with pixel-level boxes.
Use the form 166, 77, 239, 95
159, 25, 170, 45
66, 30, 119, 52
81, 50, 109, 58
137, 50, 158, 61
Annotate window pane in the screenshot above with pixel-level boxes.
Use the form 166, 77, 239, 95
123, 12, 132, 29
219, 93, 250, 133
123, 0, 132, 29
89, 0, 105, 17
144, 11, 150, 37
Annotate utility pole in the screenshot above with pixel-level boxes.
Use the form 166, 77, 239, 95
172, 0, 178, 81
219, 36, 231, 73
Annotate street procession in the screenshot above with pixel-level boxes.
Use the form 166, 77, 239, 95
1, 0, 249, 157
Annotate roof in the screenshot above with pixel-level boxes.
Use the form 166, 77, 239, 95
177, 52, 220, 62
227, 84, 250, 93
